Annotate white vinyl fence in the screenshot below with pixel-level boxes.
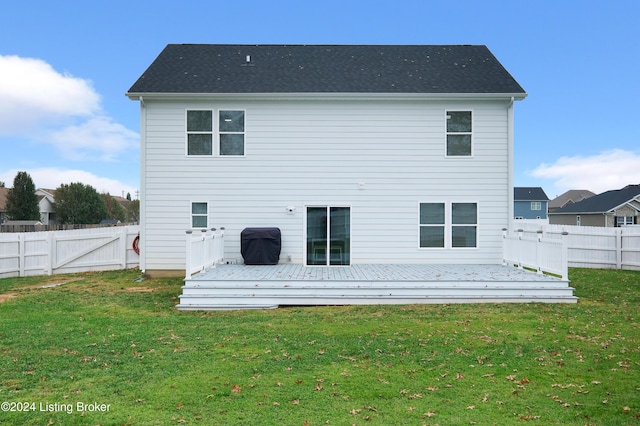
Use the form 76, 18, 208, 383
503, 229, 569, 279
512, 223, 640, 271
185, 228, 225, 279
0, 226, 139, 278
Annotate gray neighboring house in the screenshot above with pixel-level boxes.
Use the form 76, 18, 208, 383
548, 185, 640, 227
514, 187, 549, 219
548, 189, 596, 213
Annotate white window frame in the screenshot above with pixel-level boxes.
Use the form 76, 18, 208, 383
186, 110, 213, 157
190, 201, 209, 229
185, 109, 247, 157
218, 109, 246, 157
419, 201, 478, 249
615, 216, 634, 227
445, 110, 473, 157
531, 201, 542, 211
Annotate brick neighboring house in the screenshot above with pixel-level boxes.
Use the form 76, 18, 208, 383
548, 185, 640, 227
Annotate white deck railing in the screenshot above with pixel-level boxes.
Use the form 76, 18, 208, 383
185, 228, 225, 279
502, 228, 569, 280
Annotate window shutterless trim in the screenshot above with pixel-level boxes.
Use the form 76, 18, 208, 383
190, 201, 209, 229
418, 201, 478, 249
218, 109, 246, 157
186, 110, 214, 157
445, 109, 473, 157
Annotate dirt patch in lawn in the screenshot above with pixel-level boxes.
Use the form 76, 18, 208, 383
0, 293, 19, 303
0, 279, 81, 303
125, 286, 155, 293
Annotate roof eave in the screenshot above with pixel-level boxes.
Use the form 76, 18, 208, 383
126, 91, 527, 101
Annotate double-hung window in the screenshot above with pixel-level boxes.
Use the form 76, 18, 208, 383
446, 111, 472, 156
191, 202, 208, 228
420, 202, 477, 248
531, 202, 542, 211
187, 110, 213, 155
219, 110, 245, 156
186, 109, 245, 156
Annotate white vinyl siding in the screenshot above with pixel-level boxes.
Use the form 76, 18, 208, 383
140, 98, 511, 270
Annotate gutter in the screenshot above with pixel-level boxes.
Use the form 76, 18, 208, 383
125, 91, 528, 102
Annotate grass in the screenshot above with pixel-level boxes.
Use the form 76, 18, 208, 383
0, 268, 638, 425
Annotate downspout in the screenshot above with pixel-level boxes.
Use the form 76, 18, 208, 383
138, 96, 147, 273
507, 96, 515, 231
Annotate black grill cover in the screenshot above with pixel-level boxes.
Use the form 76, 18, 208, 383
241, 227, 281, 265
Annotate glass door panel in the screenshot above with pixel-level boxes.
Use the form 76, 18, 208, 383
306, 206, 350, 266
306, 207, 327, 265
329, 207, 350, 265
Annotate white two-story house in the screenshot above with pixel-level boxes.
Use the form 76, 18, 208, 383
127, 44, 527, 277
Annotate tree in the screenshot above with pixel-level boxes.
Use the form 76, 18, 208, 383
6, 171, 40, 221
54, 182, 109, 224
126, 199, 140, 223
101, 193, 126, 222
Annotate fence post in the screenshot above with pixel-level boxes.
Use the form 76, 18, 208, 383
18, 233, 25, 277
561, 231, 569, 281
517, 229, 524, 270
120, 227, 127, 269
616, 228, 622, 270
536, 230, 544, 274
46, 232, 54, 275
501, 228, 507, 266
185, 230, 193, 280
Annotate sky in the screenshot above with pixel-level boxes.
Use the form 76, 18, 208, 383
1, 1, 639, 200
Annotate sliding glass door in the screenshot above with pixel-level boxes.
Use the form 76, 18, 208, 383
306, 206, 350, 266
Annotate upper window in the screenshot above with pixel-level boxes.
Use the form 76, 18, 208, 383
186, 109, 245, 156
446, 111, 472, 156
187, 110, 213, 155
191, 202, 208, 228
531, 202, 542, 211
219, 110, 245, 156
420, 202, 477, 248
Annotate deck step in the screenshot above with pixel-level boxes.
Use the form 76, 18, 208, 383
177, 286, 577, 310
177, 264, 578, 310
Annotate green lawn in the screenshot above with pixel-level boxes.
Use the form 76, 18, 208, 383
0, 268, 638, 425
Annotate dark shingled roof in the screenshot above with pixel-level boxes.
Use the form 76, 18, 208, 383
550, 185, 640, 214
127, 44, 526, 95
514, 187, 549, 201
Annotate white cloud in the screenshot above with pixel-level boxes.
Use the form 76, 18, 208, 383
0, 55, 137, 161
0, 55, 101, 134
530, 149, 640, 194
0, 168, 137, 198
50, 116, 139, 161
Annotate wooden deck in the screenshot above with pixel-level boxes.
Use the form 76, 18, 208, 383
177, 263, 577, 310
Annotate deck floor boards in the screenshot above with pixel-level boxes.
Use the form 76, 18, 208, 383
188, 263, 562, 283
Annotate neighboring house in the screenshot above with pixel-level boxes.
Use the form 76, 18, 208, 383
126, 44, 527, 275
548, 189, 596, 213
549, 185, 640, 227
0, 187, 8, 224
36, 188, 57, 225
514, 187, 549, 219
